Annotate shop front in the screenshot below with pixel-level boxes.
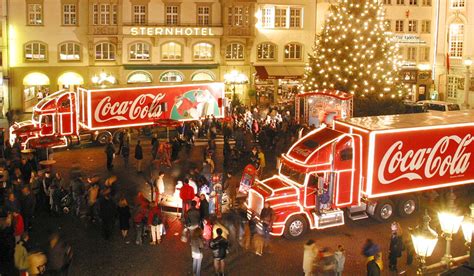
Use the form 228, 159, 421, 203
400, 68, 433, 101
254, 66, 304, 105
23, 72, 50, 112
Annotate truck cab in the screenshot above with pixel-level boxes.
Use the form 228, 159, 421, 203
246, 127, 361, 239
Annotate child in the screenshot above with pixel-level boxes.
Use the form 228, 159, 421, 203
334, 245, 346, 276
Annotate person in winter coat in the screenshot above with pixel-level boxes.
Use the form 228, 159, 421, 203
334, 245, 346, 276
99, 194, 117, 240
147, 201, 163, 245
186, 200, 200, 230
209, 228, 229, 276
117, 198, 131, 243
105, 139, 115, 171
19, 187, 36, 231
303, 239, 318, 276
121, 143, 130, 168
154, 171, 166, 202
179, 179, 195, 218
198, 194, 209, 225
388, 222, 404, 273
190, 228, 204, 276
133, 205, 148, 245
223, 173, 238, 208
12, 211, 25, 243
46, 233, 72, 276
367, 253, 381, 276
14, 232, 30, 276
134, 140, 143, 173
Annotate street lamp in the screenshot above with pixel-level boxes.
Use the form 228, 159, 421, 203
463, 57, 472, 109
224, 70, 248, 108
92, 71, 116, 87
437, 190, 464, 268
411, 210, 439, 274
461, 203, 474, 265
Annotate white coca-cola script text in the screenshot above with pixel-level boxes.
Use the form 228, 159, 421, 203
94, 94, 165, 123
378, 134, 473, 184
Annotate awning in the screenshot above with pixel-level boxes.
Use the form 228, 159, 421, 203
254, 66, 305, 80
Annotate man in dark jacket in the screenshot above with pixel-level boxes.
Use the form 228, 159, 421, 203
367, 253, 381, 276
198, 193, 209, 226
99, 194, 117, 240
134, 140, 143, 173
260, 202, 275, 245
210, 228, 229, 276
186, 200, 200, 229
105, 139, 115, 171
19, 187, 36, 230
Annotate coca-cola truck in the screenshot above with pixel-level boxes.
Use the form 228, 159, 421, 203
10, 83, 225, 148
246, 111, 474, 239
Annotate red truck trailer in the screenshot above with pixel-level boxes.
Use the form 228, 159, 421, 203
10, 83, 225, 148
246, 111, 474, 239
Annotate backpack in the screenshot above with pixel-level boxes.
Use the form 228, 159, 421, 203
152, 213, 162, 226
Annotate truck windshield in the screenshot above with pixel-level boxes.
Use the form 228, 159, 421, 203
280, 164, 306, 184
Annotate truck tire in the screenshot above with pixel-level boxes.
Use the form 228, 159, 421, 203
373, 199, 395, 222
397, 196, 418, 217
96, 131, 112, 145
283, 214, 308, 239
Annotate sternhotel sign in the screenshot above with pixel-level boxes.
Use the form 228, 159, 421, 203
124, 26, 223, 36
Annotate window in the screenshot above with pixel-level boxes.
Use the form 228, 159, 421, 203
449, 24, 464, 58
447, 76, 461, 99
260, 6, 303, 29
397, 0, 405, 4
63, 4, 77, 25
129, 42, 150, 60
284, 43, 302, 60
27, 4, 43, 25
191, 71, 215, 81
451, 0, 465, 8
24, 42, 47, 61
161, 42, 182, 60
409, 0, 418, 5
257, 43, 276, 60
197, 5, 211, 26
421, 20, 431, 33
95, 42, 115, 60
395, 20, 404, 32
422, 0, 432, 6
59, 42, 80, 61
127, 71, 152, 84
340, 148, 353, 161
133, 5, 146, 25
384, 0, 392, 4
385, 20, 392, 31
406, 47, 417, 61
225, 43, 244, 60
275, 8, 287, 28
166, 5, 179, 25
160, 71, 184, 82
193, 43, 213, 60
93, 4, 117, 25
228, 6, 249, 26
289, 8, 302, 28
408, 20, 417, 33
419, 47, 430, 62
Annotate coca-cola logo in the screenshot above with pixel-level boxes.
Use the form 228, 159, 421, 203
94, 94, 165, 123
378, 135, 474, 184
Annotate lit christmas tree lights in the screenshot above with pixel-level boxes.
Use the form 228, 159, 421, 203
304, 0, 405, 100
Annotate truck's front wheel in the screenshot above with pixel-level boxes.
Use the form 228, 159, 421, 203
373, 199, 395, 222
284, 215, 308, 239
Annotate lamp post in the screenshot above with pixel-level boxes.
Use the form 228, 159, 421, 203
463, 57, 472, 109
411, 210, 439, 274
461, 203, 474, 266
437, 190, 464, 269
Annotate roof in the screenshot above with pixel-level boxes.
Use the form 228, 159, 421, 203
287, 128, 344, 163
338, 110, 474, 131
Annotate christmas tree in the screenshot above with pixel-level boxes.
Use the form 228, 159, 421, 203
304, 0, 405, 116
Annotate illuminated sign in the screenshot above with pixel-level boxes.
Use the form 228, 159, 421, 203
124, 27, 223, 36
394, 34, 426, 44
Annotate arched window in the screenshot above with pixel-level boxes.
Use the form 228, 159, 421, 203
448, 23, 464, 58
95, 42, 116, 60
161, 42, 182, 60
191, 71, 215, 81
284, 43, 302, 60
225, 43, 244, 60
257, 42, 276, 60
160, 71, 184, 82
127, 71, 153, 83
24, 41, 47, 61
129, 42, 150, 60
59, 42, 81, 61
193, 42, 213, 60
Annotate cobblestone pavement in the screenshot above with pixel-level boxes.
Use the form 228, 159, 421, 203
28, 135, 473, 276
